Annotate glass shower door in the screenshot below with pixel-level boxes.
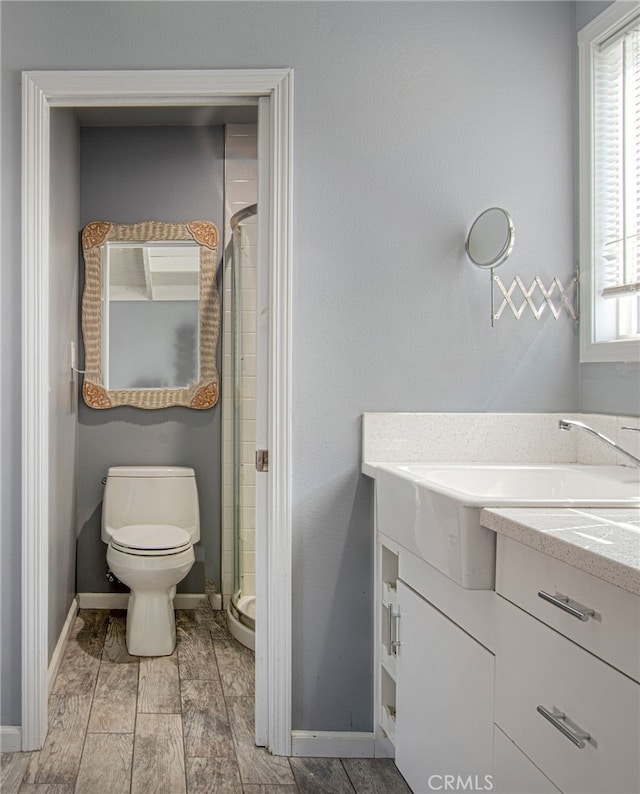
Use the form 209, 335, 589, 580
228, 205, 257, 649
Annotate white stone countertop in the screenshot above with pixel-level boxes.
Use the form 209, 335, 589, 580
481, 507, 640, 596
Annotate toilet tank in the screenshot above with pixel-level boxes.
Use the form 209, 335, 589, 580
102, 466, 200, 545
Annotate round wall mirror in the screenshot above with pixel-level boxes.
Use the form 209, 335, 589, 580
465, 207, 514, 269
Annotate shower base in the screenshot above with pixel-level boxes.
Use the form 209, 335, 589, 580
227, 594, 255, 651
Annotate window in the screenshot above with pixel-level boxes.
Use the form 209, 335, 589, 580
579, 2, 640, 362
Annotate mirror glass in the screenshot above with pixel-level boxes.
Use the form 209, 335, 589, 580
465, 207, 514, 269
81, 221, 219, 409
105, 243, 200, 389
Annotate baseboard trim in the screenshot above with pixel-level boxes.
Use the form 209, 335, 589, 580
48, 597, 78, 695
0, 726, 22, 752
76, 592, 209, 610
208, 592, 222, 610
374, 732, 396, 759
77, 593, 128, 609
290, 731, 376, 758
176, 594, 209, 609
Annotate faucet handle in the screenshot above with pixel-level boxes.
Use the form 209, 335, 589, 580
621, 426, 640, 432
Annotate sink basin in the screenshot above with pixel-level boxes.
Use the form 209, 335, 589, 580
375, 464, 640, 590
391, 464, 640, 506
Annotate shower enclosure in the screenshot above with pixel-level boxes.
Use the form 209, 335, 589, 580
226, 204, 258, 650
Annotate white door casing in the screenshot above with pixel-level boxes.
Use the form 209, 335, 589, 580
21, 69, 293, 753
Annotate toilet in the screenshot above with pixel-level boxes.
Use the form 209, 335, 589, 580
102, 465, 200, 656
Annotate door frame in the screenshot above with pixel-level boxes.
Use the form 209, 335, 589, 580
21, 69, 293, 753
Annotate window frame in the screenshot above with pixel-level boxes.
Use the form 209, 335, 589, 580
578, 0, 640, 363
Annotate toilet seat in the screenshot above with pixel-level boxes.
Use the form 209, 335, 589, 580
110, 524, 192, 556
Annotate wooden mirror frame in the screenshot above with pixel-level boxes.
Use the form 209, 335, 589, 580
81, 220, 219, 409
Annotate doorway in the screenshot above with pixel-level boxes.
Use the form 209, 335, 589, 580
21, 70, 293, 754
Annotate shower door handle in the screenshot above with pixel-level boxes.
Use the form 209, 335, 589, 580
256, 450, 269, 472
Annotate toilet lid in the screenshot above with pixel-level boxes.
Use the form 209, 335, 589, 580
111, 524, 191, 552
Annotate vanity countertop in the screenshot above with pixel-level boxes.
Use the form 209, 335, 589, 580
481, 507, 640, 596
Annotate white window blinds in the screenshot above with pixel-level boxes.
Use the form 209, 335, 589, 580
593, 18, 640, 300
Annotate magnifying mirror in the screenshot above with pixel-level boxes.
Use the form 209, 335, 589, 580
465, 207, 514, 269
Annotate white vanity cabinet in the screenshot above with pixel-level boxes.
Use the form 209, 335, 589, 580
374, 530, 495, 791
494, 536, 640, 794
370, 458, 640, 794
493, 725, 560, 794
395, 580, 494, 792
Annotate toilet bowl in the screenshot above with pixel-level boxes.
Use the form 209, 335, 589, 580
102, 466, 200, 656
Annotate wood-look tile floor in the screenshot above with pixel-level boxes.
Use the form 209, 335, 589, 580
2, 603, 412, 794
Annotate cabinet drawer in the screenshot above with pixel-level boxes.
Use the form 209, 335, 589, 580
496, 535, 640, 682
399, 545, 496, 651
493, 725, 560, 794
495, 597, 640, 794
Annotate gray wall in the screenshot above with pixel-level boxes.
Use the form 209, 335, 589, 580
579, 363, 640, 415
77, 125, 224, 597
0, 0, 605, 732
575, 1, 612, 31
48, 109, 81, 661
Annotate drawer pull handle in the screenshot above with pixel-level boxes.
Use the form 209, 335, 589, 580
386, 604, 393, 654
537, 590, 595, 622
385, 607, 401, 654
391, 611, 401, 651
537, 705, 591, 749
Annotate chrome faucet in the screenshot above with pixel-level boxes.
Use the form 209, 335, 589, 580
558, 419, 640, 467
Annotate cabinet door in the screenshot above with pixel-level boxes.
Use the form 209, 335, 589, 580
395, 581, 494, 793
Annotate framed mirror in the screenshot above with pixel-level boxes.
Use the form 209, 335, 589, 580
465, 207, 514, 269
81, 220, 219, 409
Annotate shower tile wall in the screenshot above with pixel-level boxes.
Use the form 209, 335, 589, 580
221, 125, 258, 605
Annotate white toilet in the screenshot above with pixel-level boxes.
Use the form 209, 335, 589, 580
102, 465, 200, 656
